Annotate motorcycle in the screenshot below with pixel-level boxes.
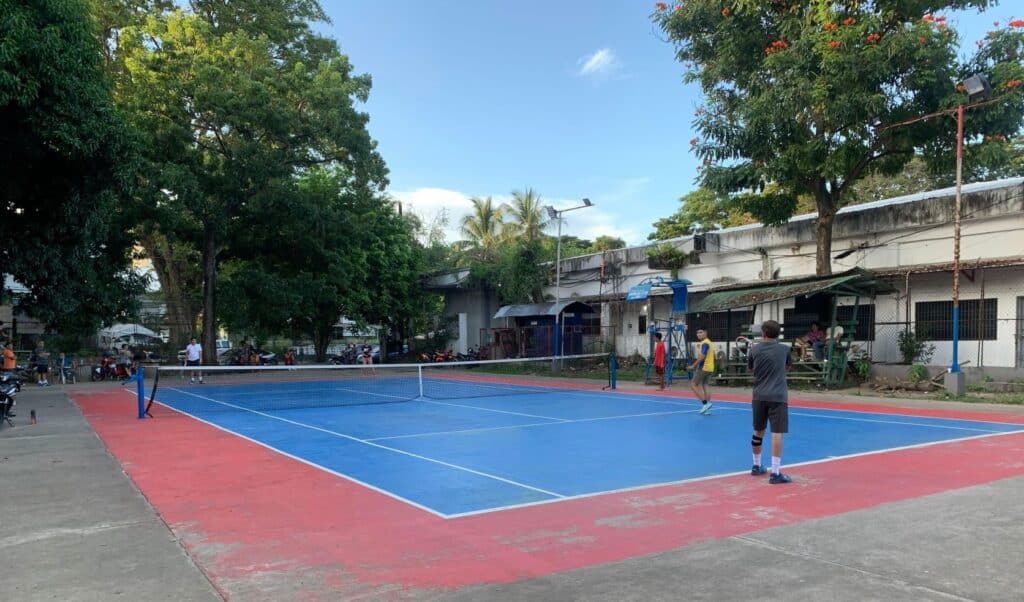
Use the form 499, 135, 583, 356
0, 372, 23, 427
90, 356, 132, 381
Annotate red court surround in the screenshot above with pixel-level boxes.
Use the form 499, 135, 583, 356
74, 391, 1024, 596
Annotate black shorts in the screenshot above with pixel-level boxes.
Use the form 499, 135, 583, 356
752, 399, 788, 433
36, 364, 49, 375
186, 359, 200, 367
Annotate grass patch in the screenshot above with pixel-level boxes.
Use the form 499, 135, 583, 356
931, 391, 1024, 405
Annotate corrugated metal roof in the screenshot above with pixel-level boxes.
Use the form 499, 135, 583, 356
493, 300, 593, 319
689, 270, 894, 313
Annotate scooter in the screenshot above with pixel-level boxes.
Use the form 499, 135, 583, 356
90, 357, 132, 381
0, 372, 22, 427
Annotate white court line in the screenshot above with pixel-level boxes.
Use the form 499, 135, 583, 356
368, 408, 702, 441
163, 387, 564, 499
444, 428, 1024, 518
694, 403, 1011, 433
421, 399, 568, 421
121, 390, 446, 519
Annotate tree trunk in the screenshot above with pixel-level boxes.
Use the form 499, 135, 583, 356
814, 189, 836, 276
138, 229, 200, 348
201, 227, 219, 365
313, 323, 331, 363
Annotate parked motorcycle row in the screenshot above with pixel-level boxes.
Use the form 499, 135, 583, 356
418, 346, 486, 363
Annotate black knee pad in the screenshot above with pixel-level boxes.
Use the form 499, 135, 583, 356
751, 435, 763, 447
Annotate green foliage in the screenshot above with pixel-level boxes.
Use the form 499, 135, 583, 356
649, 187, 754, 240
898, 329, 936, 365
646, 244, 690, 277
469, 238, 549, 305
852, 356, 872, 382
654, 2, 1024, 275
458, 197, 505, 263
0, 0, 147, 337
907, 364, 931, 384
589, 235, 627, 252
105, 0, 387, 360
504, 188, 550, 243
219, 169, 425, 360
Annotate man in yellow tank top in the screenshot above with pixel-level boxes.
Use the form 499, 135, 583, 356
688, 328, 714, 415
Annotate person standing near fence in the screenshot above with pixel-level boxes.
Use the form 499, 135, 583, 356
2, 342, 15, 371
185, 337, 203, 384
31, 339, 50, 387
653, 332, 667, 390
747, 320, 793, 484
688, 328, 715, 415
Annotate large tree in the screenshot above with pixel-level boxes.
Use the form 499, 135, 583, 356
1, 0, 145, 337
655, 2, 1024, 275
649, 187, 755, 240
458, 196, 505, 263
219, 169, 419, 361
504, 188, 550, 243
109, 1, 386, 361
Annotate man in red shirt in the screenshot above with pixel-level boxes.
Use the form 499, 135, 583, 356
653, 332, 667, 390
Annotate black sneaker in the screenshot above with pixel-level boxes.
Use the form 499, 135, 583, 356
751, 465, 767, 476
768, 472, 792, 484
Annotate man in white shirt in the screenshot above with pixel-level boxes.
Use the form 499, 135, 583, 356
185, 337, 203, 384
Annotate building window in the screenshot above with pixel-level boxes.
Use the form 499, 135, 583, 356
687, 310, 754, 342
915, 299, 997, 341
638, 314, 647, 335
581, 312, 601, 336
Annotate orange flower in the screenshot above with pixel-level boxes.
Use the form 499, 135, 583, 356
1010, 19, 1024, 28
721, 7, 730, 17
828, 40, 841, 49
1007, 79, 1023, 89
822, 22, 838, 31
918, 36, 927, 44
922, 14, 934, 23
866, 33, 881, 43
655, 2, 668, 10
842, 17, 856, 26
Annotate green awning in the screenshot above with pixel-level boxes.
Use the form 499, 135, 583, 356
689, 270, 893, 314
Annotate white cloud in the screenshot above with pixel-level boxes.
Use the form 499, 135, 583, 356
390, 186, 641, 247
577, 48, 619, 78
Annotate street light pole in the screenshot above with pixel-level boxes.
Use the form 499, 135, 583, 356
874, 74, 996, 394
951, 103, 964, 376
546, 199, 593, 367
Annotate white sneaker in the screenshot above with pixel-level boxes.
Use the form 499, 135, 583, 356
699, 402, 713, 415
190, 378, 195, 384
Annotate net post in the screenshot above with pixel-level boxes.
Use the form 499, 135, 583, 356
136, 365, 146, 419
418, 365, 424, 399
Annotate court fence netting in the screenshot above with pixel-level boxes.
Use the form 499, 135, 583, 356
136, 353, 616, 417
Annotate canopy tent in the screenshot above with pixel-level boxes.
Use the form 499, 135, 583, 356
98, 323, 162, 346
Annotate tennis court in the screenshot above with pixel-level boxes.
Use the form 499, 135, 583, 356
145, 356, 1024, 518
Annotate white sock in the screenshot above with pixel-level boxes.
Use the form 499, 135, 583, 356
753, 452, 761, 466
771, 456, 781, 475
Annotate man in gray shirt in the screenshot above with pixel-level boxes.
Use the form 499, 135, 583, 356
746, 320, 792, 484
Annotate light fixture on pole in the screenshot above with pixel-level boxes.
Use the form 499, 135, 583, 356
546, 198, 594, 367
874, 73, 999, 395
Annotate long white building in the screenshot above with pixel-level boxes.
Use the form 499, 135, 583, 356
431, 178, 1024, 371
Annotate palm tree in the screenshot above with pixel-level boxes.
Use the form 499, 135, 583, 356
459, 196, 504, 261
504, 188, 549, 243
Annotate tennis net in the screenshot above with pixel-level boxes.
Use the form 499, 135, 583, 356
146, 353, 612, 413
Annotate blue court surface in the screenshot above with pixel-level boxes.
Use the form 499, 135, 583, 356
153, 377, 1024, 517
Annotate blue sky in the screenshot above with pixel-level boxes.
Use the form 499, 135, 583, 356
324, 1, 1018, 245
